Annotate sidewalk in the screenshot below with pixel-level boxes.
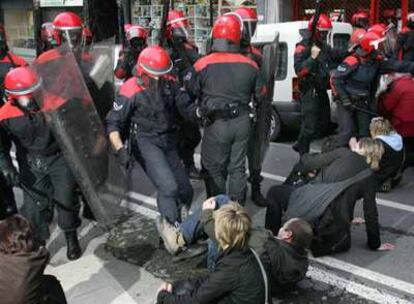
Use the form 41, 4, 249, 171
43, 222, 162, 304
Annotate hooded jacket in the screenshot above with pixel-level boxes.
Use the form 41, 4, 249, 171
0, 247, 49, 304
374, 133, 404, 184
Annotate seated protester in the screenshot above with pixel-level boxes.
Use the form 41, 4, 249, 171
0, 215, 67, 304
368, 117, 404, 192
265, 138, 395, 257
157, 196, 311, 296
156, 203, 267, 304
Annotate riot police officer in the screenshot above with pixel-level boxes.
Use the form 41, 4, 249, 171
293, 14, 346, 155
114, 24, 148, 81
165, 10, 202, 179
36, 12, 113, 120
396, 13, 414, 61
331, 30, 414, 147
351, 11, 369, 30
107, 46, 196, 229
40, 22, 59, 53
186, 15, 265, 204
0, 67, 82, 260
233, 7, 269, 207
0, 24, 27, 219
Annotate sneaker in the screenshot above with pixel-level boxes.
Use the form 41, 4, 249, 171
155, 216, 186, 255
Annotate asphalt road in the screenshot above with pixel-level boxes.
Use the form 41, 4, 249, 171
115, 140, 414, 303
11, 141, 414, 303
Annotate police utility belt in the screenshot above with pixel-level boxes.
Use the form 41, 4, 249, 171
208, 103, 249, 122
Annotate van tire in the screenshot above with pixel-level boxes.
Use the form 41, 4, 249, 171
269, 107, 282, 141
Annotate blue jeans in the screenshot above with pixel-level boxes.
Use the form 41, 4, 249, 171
135, 134, 193, 224
179, 194, 230, 270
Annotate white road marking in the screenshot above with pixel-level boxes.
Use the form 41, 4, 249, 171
311, 256, 414, 298
308, 266, 413, 304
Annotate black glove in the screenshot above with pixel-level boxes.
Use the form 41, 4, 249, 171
1, 165, 20, 187
117, 147, 131, 170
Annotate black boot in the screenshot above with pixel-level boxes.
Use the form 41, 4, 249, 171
251, 183, 268, 207
65, 231, 82, 261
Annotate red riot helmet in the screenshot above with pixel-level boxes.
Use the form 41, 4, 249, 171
166, 10, 189, 41
234, 7, 258, 45
350, 28, 367, 45
351, 11, 369, 29
136, 46, 173, 78
4, 67, 42, 110
53, 12, 83, 50
407, 12, 414, 29
368, 23, 387, 38
308, 13, 333, 32
359, 31, 385, 55
125, 25, 148, 50
307, 13, 332, 42
212, 14, 242, 45
41, 22, 59, 50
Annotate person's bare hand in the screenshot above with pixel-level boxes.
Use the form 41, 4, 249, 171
311, 45, 321, 59
377, 243, 395, 251
157, 282, 173, 294
349, 137, 358, 150
203, 197, 216, 210
351, 217, 365, 225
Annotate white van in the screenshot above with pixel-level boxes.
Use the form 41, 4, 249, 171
252, 21, 353, 140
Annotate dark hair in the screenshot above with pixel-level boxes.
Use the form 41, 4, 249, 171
284, 218, 313, 249
0, 215, 36, 254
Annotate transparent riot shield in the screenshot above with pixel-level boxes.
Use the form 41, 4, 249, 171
250, 33, 279, 164
80, 38, 115, 120
32, 44, 127, 229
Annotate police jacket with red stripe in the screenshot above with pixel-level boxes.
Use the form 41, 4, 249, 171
0, 101, 61, 160
396, 27, 414, 61
294, 39, 346, 92
331, 52, 414, 101
186, 50, 264, 113
106, 75, 196, 137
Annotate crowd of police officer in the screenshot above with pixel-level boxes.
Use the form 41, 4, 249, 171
1, 6, 414, 262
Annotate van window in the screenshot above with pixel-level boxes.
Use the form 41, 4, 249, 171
275, 42, 288, 80
333, 33, 351, 51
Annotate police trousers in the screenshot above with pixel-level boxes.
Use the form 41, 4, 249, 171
23, 153, 80, 241
135, 133, 193, 224
201, 114, 251, 202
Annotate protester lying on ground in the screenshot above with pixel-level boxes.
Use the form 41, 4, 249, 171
0, 214, 67, 304
366, 117, 404, 192
266, 138, 395, 257
156, 203, 267, 304
378, 73, 414, 168
157, 196, 311, 296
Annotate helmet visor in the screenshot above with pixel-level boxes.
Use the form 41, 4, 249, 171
62, 28, 83, 50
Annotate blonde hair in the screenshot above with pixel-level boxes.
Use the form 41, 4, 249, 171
358, 137, 384, 170
370, 117, 395, 137
214, 203, 251, 250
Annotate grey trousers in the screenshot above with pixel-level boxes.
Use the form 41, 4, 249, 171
201, 114, 251, 202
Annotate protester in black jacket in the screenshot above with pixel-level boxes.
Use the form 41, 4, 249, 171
0, 215, 67, 304
266, 138, 395, 256
156, 203, 266, 304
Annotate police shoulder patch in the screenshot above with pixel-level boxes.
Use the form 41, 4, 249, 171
113, 101, 124, 111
